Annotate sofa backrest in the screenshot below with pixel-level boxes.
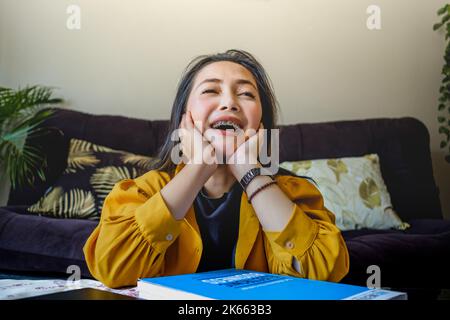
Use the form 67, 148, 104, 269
8, 108, 443, 221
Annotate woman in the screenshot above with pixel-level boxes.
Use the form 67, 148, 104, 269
83, 49, 349, 288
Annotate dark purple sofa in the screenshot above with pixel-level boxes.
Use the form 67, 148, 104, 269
1, 108, 449, 299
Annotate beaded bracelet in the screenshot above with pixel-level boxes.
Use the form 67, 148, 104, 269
247, 181, 277, 203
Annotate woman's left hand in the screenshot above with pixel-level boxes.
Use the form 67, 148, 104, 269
227, 123, 265, 181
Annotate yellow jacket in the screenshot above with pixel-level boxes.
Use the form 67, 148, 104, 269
83, 164, 350, 288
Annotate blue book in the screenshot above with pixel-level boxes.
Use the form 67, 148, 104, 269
137, 269, 407, 300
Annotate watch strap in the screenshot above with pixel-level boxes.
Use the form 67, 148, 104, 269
239, 168, 261, 191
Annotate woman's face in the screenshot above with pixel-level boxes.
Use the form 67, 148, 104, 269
185, 61, 263, 157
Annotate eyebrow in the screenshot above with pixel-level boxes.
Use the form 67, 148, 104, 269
195, 78, 257, 90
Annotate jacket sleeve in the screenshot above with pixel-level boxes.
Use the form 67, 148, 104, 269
263, 176, 350, 282
83, 171, 181, 288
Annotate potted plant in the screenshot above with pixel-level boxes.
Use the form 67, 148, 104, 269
434, 4, 450, 163
0, 85, 63, 205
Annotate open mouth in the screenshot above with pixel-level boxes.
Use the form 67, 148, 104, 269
210, 120, 243, 133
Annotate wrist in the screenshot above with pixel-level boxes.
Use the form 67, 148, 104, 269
236, 164, 276, 194
245, 175, 274, 199
185, 162, 217, 180
231, 162, 262, 182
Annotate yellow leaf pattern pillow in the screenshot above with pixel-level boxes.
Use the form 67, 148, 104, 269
280, 154, 409, 231
28, 138, 154, 220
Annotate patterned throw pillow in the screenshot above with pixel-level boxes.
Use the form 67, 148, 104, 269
28, 138, 154, 220
280, 154, 410, 231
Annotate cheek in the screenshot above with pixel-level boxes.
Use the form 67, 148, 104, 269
186, 96, 218, 128
245, 105, 263, 129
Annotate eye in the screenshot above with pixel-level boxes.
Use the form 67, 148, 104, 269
239, 92, 255, 99
202, 89, 218, 94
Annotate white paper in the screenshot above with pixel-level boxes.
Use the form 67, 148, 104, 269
0, 278, 138, 300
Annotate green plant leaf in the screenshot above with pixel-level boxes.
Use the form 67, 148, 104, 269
438, 116, 446, 123
439, 103, 446, 110
441, 140, 448, 148
443, 65, 450, 75
439, 125, 450, 136
0, 86, 61, 124
0, 85, 62, 188
434, 22, 443, 30
438, 5, 448, 15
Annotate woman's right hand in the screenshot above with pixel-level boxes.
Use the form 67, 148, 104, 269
179, 111, 218, 170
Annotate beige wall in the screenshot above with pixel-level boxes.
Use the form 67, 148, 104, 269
1, 0, 449, 218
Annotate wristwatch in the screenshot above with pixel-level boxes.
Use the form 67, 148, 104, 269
239, 167, 274, 191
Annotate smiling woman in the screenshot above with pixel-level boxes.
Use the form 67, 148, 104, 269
186, 61, 262, 159
82, 49, 350, 288
151, 50, 278, 175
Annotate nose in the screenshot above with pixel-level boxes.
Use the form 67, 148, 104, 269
218, 104, 239, 112
218, 96, 240, 112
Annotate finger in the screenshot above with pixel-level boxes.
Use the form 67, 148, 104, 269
203, 127, 215, 143
186, 110, 194, 130
178, 114, 187, 140
258, 122, 264, 137
258, 125, 265, 154
258, 126, 265, 143
190, 111, 205, 134
245, 126, 258, 141
180, 113, 186, 129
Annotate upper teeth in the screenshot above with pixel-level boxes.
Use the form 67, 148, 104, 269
211, 120, 241, 131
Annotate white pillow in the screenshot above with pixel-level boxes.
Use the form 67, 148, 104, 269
280, 154, 410, 231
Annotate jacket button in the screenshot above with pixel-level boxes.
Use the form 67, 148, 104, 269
166, 233, 173, 241
285, 241, 295, 249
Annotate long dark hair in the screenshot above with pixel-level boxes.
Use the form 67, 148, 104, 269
150, 49, 279, 175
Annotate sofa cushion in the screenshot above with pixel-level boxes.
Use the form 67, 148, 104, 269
27, 138, 154, 220
0, 206, 96, 279
280, 154, 408, 230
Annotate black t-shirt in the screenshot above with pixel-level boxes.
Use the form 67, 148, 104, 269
193, 181, 243, 272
